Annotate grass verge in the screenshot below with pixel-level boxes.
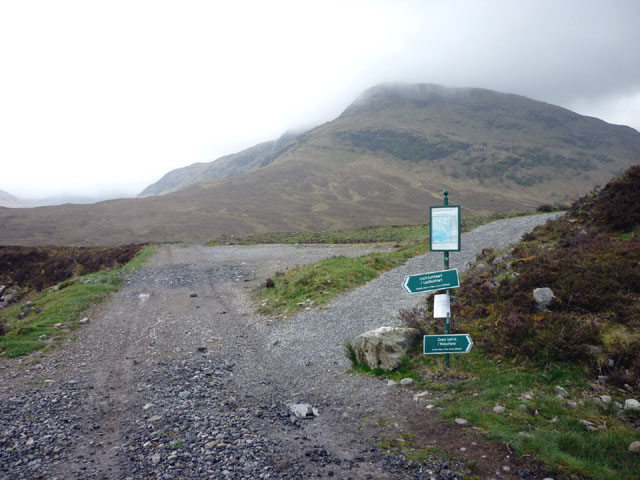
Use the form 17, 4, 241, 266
208, 224, 429, 246
0, 245, 156, 358
367, 349, 640, 480
208, 210, 546, 247
257, 244, 429, 317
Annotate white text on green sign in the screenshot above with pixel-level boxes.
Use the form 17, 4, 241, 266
423, 334, 473, 354
402, 269, 459, 294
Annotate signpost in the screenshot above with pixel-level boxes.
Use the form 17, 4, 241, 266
424, 334, 473, 355
402, 269, 459, 294
401, 190, 473, 368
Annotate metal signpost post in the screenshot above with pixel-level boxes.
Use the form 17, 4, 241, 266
402, 190, 471, 368
429, 191, 464, 368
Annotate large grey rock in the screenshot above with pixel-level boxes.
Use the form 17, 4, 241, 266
352, 327, 420, 371
533, 288, 555, 311
629, 441, 640, 453
624, 399, 640, 411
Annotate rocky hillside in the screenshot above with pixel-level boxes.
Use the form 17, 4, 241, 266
1, 83, 640, 246
448, 166, 640, 388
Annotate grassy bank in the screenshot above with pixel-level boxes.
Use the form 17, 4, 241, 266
362, 168, 640, 479
257, 244, 430, 317
359, 350, 640, 480
208, 224, 429, 246
0, 245, 156, 357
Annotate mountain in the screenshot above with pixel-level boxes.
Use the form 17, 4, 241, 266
0, 190, 28, 208
139, 129, 307, 197
141, 83, 640, 198
1, 83, 639, 246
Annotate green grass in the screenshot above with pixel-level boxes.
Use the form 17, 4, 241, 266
379, 350, 640, 480
207, 223, 430, 246
0, 245, 156, 358
257, 244, 429, 317
208, 211, 544, 247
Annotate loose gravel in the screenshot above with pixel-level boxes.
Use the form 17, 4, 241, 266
0, 214, 561, 480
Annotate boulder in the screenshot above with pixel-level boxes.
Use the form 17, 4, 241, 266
533, 288, 555, 312
629, 441, 640, 454
624, 399, 640, 411
352, 327, 420, 371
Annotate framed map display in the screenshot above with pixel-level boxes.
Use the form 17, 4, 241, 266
429, 205, 460, 251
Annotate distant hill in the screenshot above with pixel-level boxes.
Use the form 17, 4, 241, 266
139, 129, 307, 197
0, 190, 28, 208
1, 83, 639, 246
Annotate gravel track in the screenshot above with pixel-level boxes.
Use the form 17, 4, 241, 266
0, 214, 561, 480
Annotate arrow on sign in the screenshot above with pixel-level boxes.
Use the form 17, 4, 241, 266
402, 269, 459, 294
423, 334, 473, 355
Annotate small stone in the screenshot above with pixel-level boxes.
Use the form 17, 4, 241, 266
143, 441, 152, 448
151, 453, 161, 464
454, 418, 468, 425
190, 293, 198, 297
78, 317, 89, 324
629, 441, 640, 453
25, 438, 34, 446
598, 375, 609, 384
580, 419, 598, 431
614, 401, 624, 409
624, 399, 640, 411
413, 391, 430, 402
493, 405, 506, 414
178, 390, 190, 399
565, 400, 577, 409
142, 403, 153, 410
503, 466, 511, 472
197, 346, 207, 352
148, 415, 162, 422
554, 386, 569, 398
288, 403, 318, 418
387, 380, 398, 387
599, 395, 612, 404
400, 378, 413, 386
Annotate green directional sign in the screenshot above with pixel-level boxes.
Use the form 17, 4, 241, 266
402, 269, 459, 294
424, 334, 473, 355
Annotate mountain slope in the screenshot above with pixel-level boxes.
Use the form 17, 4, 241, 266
139, 130, 306, 197
1, 83, 639, 246
0, 190, 28, 208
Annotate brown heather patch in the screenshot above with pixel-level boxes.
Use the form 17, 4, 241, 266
416, 166, 640, 388
0, 244, 144, 292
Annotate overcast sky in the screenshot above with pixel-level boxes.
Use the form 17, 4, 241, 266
1, 0, 639, 200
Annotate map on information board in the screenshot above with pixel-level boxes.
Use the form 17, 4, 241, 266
430, 206, 460, 251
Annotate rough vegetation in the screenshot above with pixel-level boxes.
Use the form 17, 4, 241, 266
0, 246, 154, 357
426, 166, 640, 388
0, 245, 144, 292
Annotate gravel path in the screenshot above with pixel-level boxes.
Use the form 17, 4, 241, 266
0, 214, 561, 480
